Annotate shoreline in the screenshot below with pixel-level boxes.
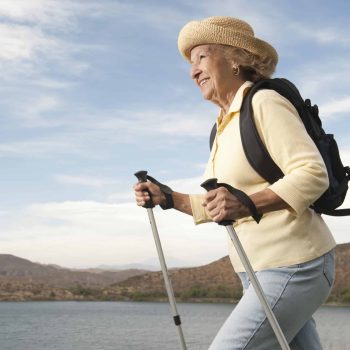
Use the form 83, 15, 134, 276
0, 297, 349, 307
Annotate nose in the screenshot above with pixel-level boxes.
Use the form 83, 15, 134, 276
190, 63, 201, 80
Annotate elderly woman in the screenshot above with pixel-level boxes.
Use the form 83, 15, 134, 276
134, 17, 336, 349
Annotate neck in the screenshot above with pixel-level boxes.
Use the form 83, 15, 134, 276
215, 80, 246, 114
218, 91, 236, 114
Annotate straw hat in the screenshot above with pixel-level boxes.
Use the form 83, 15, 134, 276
177, 16, 278, 65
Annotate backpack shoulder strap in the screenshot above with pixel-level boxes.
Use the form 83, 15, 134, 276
210, 78, 306, 184
240, 79, 284, 183
209, 123, 217, 151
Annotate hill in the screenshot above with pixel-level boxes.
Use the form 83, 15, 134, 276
106, 255, 242, 302
0, 254, 147, 301
0, 243, 349, 304
107, 243, 350, 304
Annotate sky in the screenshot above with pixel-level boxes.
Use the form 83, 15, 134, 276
0, 0, 350, 269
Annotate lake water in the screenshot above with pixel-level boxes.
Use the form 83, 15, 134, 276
0, 301, 349, 350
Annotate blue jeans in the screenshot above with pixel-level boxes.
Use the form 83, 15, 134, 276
209, 250, 335, 350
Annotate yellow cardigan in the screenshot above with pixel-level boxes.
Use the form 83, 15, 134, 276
189, 81, 336, 272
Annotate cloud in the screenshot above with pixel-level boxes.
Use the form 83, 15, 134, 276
190, 0, 294, 45
0, 104, 215, 158
0, 1, 214, 160
25, 95, 62, 117
32, 78, 75, 89
0, 0, 111, 83
0, 192, 227, 268
0, 0, 112, 29
289, 23, 350, 47
285, 57, 350, 124
323, 148, 350, 240
0, 23, 95, 79
1, 0, 349, 269
0, 137, 90, 158
108, 175, 206, 204
0, 0, 69, 25
167, 176, 205, 194
107, 191, 135, 203
324, 191, 350, 245
2, 168, 350, 268
55, 174, 120, 188
319, 97, 350, 116
0, 23, 56, 62
97, 108, 215, 139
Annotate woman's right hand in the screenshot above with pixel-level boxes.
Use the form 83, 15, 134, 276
133, 181, 166, 207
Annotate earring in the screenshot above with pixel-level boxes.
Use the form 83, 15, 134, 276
232, 66, 240, 76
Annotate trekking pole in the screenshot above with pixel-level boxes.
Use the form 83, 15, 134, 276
201, 178, 290, 350
134, 170, 187, 350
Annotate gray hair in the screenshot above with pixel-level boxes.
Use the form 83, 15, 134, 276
217, 45, 277, 82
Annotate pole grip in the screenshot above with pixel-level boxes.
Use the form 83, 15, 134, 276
201, 178, 219, 191
200, 178, 234, 226
134, 170, 154, 208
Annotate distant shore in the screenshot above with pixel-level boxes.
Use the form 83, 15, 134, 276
1, 245, 349, 306
1, 294, 349, 307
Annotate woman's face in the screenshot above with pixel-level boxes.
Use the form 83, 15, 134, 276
190, 44, 237, 108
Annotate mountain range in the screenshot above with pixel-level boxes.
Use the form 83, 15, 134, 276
0, 243, 349, 304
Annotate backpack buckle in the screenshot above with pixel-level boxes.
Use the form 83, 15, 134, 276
345, 166, 350, 178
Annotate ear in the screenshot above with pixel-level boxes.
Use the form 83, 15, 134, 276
232, 65, 240, 76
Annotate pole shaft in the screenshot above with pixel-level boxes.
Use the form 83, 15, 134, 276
147, 209, 187, 350
225, 226, 290, 350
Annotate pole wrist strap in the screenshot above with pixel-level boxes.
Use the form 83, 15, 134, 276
146, 175, 174, 210
217, 183, 263, 223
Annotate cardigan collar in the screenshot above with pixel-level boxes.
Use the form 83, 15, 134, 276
216, 81, 253, 131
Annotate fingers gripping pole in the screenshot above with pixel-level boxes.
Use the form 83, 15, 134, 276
134, 171, 187, 350
201, 178, 290, 350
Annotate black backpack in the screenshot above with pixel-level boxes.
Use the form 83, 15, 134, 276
209, 78, 350, 216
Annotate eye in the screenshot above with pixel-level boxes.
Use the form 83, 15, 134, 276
199, 54, 206, 60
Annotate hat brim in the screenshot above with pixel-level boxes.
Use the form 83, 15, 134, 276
178, 19, 278, 65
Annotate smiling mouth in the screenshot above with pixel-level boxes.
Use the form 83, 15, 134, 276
199, 78, 209, 86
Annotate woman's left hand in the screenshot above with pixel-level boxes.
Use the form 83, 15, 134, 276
202, 187, 250, 223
